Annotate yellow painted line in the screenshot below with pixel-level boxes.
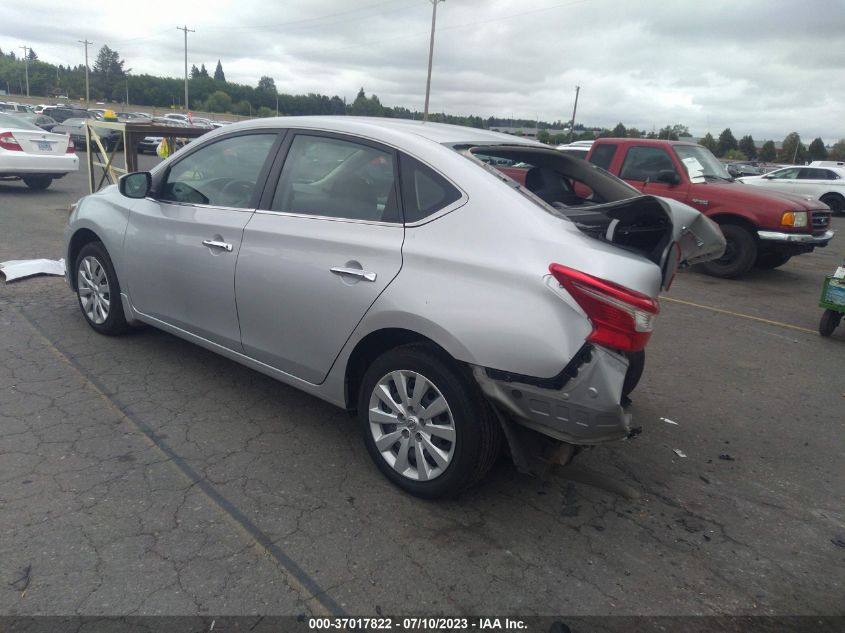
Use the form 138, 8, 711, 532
659, 295, 817, 335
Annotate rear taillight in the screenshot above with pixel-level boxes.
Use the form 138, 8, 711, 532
66, 136, 75, 153
0, 132, 22, 151
549, 263, 659, 352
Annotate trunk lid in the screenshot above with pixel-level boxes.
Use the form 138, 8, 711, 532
8, 129, 70, 156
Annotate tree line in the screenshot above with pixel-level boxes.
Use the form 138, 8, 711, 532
1, 45, 842, 163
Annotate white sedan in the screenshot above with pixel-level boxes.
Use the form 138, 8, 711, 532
0, 112, 79, 190
739, 165, 845, 216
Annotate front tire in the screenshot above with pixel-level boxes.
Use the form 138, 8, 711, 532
358, 344, 501, 499
698, 223, 757, 278
23, 176, 52, 190
75, 242, 129, 335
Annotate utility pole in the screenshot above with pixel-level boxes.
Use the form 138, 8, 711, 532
568, 85, 580, 142
177, 25, 195, 112
125, 68, 132, 106
423, 0, 445, 122
78, 39, 92, 104
19, 46, 30, 97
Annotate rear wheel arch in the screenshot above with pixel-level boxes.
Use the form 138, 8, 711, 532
344, 328, 462, 412
820, 192, 844, 215
68, 228, 104, 290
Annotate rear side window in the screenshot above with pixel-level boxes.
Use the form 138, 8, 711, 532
589, 144, 617, 171
399, 155, 461, 223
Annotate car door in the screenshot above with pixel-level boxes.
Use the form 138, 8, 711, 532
123, 131, 280, 351
236, 131, 404, 384
619, 145, 689, 201
761, 167, 801, 192
794, 168, 833, 198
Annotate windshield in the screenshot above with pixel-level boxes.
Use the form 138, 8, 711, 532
673, 145, 731, 181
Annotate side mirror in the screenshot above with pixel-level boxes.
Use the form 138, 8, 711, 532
657, 169, 680, 185
118, 172, 151, 199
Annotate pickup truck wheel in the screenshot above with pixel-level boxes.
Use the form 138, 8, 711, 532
698, 224, 756, 279
754, 252, 791, 270
820, 193, 844, 216
819, 309, 842, 337
358, 344, 501, 499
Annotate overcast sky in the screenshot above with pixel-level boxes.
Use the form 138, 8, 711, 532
2, 0, 843, 142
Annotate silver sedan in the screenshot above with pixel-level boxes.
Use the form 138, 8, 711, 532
64, 116, 724, 498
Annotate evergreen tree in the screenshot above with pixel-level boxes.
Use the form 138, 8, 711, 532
27, 48, 38, 61
200, 63, 209, 77
759, 141, 777, 162
610, 122, 627, 137
738, 135, 757, 160
778, 132, 806, 164
213, 60, 225, 82
808, 137, 827, 161
190, 64, 200, 79
700, 133, 717, 153
716, 128, 738, 157
828, 139, 845, 161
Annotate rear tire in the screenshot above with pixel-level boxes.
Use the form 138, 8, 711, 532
819, 309, 842, 337
698, 223, 757, 278
75, 242, 129, 336
358, 344, 502, 499
754, 252, 791, 270
622, 350, 645, 397
23, 176, 52, 190
820, 193, 844, 216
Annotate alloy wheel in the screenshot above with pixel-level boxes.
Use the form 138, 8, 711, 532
368, 370, 456, 482
77, 256, 111, 325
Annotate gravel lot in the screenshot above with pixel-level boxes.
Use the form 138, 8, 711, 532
1, 156, 843, 621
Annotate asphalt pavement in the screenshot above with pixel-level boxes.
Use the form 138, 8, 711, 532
1, 159, 843, 619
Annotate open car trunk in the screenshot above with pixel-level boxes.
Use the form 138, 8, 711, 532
460, 144, 725, 290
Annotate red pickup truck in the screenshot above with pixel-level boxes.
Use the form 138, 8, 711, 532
583, 138, 834, 277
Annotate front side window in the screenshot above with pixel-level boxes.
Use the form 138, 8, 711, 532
588, 144, 617, 171
271, 135, 397, 222
620, 146, 677, 181
768, 167, 801, 180
159, 134, 276, 208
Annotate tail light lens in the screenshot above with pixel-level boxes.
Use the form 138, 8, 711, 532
66, 136, 75, 153
0, 132, 22, 151
549, 263, 659, 352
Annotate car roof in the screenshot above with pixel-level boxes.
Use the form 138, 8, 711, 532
598, 137, 698, 147
226, 115, 543, 148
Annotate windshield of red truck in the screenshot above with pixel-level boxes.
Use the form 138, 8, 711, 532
673, 145, 731, 181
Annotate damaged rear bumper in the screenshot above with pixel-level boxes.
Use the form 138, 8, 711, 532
472, 345, 631, 445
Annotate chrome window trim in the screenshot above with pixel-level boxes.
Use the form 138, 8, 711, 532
253, 208, 404, 228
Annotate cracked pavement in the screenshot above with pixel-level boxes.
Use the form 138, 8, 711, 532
1, 167, 843, 617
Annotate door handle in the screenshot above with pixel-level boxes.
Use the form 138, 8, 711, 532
330, 266, 377, 282
202, 239, 233, 252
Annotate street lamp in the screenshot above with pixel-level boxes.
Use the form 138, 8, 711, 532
125, 68, 132, 106
423, 0, 445, 122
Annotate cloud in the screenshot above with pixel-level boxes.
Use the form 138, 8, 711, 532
1, 0, 843, 142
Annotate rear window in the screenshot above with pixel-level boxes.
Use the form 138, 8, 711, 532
399, 155, 462, 223
588, 144, 617, 170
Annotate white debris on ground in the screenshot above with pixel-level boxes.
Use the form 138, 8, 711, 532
660, 417, 679, 425
672, 448, 687, 458
0, 259, 66, 282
